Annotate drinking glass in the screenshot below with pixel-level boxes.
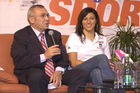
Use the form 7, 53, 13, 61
113, 62, 123, 89
134, 61, 140, 87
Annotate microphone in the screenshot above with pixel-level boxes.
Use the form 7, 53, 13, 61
48, 30, 56, 45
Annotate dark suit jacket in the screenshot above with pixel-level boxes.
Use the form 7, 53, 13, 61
11, 26, 69, 81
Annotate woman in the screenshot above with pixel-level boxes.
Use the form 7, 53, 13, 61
66, 7, 114, 86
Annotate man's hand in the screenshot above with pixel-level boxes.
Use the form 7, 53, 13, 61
49, 71, 62, 88
44, 45, 60, 59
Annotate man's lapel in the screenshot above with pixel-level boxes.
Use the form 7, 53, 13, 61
45, 29, 54, 48
28, 27, 44, 52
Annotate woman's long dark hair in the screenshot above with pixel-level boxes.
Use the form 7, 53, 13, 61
75, 7, 103, 43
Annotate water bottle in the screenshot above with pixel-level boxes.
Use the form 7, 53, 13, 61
122, 54, 132, 88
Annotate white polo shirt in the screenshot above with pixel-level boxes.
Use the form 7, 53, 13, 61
66, 32, 111, 62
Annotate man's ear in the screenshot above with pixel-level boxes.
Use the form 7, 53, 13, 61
29, 17, 35, 24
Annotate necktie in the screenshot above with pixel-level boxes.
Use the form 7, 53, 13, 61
40, 33, 55, 77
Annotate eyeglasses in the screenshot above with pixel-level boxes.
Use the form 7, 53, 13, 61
40, 13, 50, 18
33, 13, 50, 18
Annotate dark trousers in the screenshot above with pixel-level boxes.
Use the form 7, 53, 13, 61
73, 54, 114, 83
73, 54, 125, 93
18, 68, 86, 93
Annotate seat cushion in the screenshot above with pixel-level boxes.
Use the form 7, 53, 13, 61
48, 85, 68, 93
0, 82, 29, 93
0, 70, 18, 84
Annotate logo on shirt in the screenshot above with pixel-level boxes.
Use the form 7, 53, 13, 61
96, 41, 104, 49
68, 46, 71, 49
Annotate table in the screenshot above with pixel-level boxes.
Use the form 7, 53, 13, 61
80, 84, 140, 93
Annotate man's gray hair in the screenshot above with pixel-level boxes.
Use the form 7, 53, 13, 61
27, 5, 45, 24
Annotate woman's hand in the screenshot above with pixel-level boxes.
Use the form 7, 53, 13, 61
68, 52, 83, 67
108, 59, 114, 71
109, 62, 114, 71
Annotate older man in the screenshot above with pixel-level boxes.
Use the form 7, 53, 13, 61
11, 4, 86, 93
